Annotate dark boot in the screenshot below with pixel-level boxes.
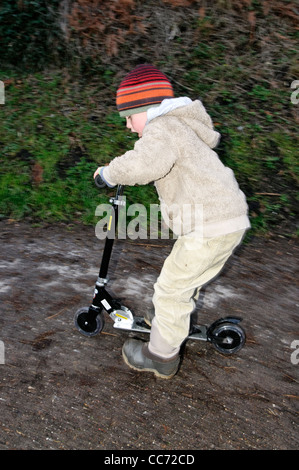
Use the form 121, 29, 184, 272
122, 338, 179, 379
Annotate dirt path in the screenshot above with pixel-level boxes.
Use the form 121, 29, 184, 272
0, 220, 298, 450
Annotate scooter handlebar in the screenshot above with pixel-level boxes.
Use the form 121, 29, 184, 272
94, 173, 107, 189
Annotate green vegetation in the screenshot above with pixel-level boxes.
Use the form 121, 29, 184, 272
0, 1, 298, 238
0, 72, 143, 224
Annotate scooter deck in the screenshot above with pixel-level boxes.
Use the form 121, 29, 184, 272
113, 316, 209, 342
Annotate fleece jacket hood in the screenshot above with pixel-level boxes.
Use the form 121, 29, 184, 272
147, 97, 221, 149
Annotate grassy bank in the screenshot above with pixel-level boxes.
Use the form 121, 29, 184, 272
0, 67, 298, 238
0, 72, 142, 225
0, 2, 298, 238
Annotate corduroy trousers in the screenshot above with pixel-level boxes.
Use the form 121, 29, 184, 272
148, 230, 246, 358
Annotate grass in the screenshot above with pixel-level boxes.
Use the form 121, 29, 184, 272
1, 0, 298, 238
0, 71, 144, 225
0, 48, 298, 237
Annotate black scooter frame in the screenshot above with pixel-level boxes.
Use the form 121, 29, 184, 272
74, 184, 246, 355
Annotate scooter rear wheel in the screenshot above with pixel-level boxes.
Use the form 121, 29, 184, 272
209, 322, 245, 354
74, 306, 104, 337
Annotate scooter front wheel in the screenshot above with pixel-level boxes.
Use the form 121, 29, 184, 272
208, 321, 246, 354
74, 306, 104, 337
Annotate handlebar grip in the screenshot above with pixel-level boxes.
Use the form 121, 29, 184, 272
94, 173, 107, 189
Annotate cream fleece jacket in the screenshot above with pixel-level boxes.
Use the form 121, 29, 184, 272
103, 98, 250, 237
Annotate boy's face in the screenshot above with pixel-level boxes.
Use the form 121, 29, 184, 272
126, 112, 147, 138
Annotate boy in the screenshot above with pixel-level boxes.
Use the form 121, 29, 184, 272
94, 64, 250, 379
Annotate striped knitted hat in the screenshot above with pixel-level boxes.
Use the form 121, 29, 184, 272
116, 64, 174, 117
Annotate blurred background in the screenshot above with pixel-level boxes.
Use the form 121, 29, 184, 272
0, 0, 298, 238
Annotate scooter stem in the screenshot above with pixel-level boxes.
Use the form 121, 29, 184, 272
98, 185, 125, 281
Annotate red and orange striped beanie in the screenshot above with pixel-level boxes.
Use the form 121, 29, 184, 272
116, 64, 174, 117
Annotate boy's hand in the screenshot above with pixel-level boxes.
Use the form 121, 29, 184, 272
93, 167, 107, 188
93, 167, 100, 179
93, 166, 116, 188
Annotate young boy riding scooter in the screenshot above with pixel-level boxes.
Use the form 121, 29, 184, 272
94, 64, 250, 379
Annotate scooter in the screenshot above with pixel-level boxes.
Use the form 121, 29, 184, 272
74, 179, 246, 355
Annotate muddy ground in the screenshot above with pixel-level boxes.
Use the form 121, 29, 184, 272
0, 219, 298, 451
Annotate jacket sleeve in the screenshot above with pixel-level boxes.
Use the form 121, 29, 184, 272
103, 120, 177, 186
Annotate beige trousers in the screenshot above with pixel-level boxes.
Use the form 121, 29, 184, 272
148, 230, 245, 358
